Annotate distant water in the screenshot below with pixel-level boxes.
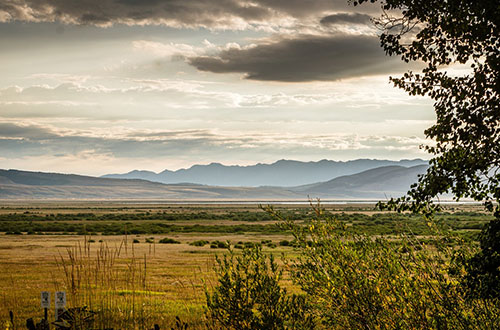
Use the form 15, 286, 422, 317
117, 199, 479, 205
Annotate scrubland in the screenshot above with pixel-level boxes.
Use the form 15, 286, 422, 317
0, 202, 493, 329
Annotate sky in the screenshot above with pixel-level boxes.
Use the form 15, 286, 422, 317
0, 0, 436, 176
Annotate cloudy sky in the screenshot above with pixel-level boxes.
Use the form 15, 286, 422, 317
0, 0, 435, 176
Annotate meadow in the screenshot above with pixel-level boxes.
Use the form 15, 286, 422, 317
0, 202, 492, 329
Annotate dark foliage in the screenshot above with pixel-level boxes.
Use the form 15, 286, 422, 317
353, 0, 499, 215
158, 237, 180, 244
463, 220, 500, 299
355, 0, 500, 299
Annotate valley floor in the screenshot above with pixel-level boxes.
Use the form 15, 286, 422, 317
0, 202, 489, 329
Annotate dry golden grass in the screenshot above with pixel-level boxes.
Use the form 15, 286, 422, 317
0, 202, 482, 329
0, 231, 295, 329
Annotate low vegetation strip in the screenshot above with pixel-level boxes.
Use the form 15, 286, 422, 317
0, 209, 491, 238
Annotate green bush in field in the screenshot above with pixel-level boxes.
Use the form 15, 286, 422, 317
278, 240, 290, 247
210, 240, 229, 249
5, 231, 22, 235
205, 246, 315, 330
243, 241, 260, 249
158, 237, 180, 244
190, 240, 209, 247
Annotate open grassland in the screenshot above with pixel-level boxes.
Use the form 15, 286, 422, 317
0, 232, 300, 329
0, 202, 491, 329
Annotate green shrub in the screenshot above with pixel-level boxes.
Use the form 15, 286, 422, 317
5, 231, 22, 235
243, 242, 260, 249
210, 240, 229, 249
278, 240, 290, 247
158, 237, 180, 244
190, 240, 209, 247
205, 246, 315, 329
461, 219, 500, 299
261, 203, 500, 329
132, 239, 140, 243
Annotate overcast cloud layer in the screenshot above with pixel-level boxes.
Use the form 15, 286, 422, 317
0, 0, 435, 176
0, 0, 378, 28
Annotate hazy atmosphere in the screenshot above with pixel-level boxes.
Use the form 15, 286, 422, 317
1, 2, 498, 329
0, 0, 436, 176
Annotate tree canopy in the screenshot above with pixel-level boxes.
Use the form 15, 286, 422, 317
353, 0, 499, 216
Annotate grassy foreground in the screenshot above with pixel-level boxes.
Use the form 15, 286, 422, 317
0, 202, 492, 329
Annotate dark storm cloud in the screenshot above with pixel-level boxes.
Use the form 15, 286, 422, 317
320, 13, 372, 25
188, 34, 409, 82
0, 0, 379, 28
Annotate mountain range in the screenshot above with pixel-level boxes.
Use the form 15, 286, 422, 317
0, 162, 429, 200
102, 159, 428, 187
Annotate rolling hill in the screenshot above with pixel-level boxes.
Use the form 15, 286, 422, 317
291, 165, 429, 199
0, 165, 429, 200
0, 169, 298, 200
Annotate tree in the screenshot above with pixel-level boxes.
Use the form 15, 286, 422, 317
352, 0, 499, 215
353, 0, 500, 297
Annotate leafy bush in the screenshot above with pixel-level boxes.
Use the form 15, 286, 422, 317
205, 246, 315, 329
5, 231, 22, 235
210, 240, 229, 249
204, 204, 500, 328
261, 203, 500, 329
461, 219, 500, 299
158, 237, 180, 244
190, 240, 209, 247
278, 240, 290, 247
243, 242, 261, 249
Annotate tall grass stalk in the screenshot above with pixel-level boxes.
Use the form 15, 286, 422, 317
57, 237, 160, 329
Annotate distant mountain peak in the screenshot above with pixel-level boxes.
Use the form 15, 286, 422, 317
102, 158, 428, 187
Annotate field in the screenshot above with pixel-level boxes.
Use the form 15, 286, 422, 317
0, 202, 491, 329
